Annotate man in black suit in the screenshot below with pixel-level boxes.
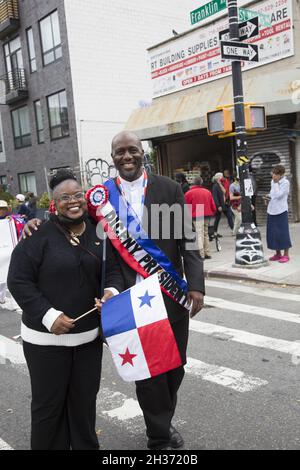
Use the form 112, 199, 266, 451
22, 131, 205, 450
110, 131, 205, 450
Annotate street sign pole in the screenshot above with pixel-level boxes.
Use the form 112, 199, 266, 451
228, 0, 266, 267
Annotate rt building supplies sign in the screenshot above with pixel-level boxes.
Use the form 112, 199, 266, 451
149, 0, 294, 98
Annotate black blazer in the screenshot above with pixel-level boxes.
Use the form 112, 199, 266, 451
114, 174, 205, 323
212, 182, 225, 210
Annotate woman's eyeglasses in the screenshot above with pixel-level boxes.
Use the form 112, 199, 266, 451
57, 192, 85, 202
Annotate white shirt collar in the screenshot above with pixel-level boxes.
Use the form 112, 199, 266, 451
119, 172, 144, 188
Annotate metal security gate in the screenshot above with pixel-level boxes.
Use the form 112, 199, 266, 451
247, 114, 295, 224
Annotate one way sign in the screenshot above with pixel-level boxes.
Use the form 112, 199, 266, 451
219, 17, 259, 42
220, 40, 259, 62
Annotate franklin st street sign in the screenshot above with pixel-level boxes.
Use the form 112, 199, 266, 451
190, 0, 227, 24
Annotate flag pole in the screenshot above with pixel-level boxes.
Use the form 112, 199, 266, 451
73, 307, 98, 323
73, 231, 107, 324
100, 231, 107, 299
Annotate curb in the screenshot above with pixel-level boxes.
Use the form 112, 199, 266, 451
204, 269, 300, 288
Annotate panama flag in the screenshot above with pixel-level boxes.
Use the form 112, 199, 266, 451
101, 274, 182, 382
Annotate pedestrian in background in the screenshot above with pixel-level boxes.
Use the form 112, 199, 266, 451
185, 177, 216, 259
265, 164, 292, 263
175, 172, 190, 194
221, 169, 233, 206
0, 199, 25, 238
212, 172, 234, 236
229, 173, 241, 236
26, 192, 37, 220
16, 194, 30, 220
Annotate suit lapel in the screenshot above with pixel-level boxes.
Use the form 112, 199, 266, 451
142, 174, 155, 233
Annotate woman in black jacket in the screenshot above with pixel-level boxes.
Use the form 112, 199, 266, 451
212, 172, 234, 235
7, 169, 123, 450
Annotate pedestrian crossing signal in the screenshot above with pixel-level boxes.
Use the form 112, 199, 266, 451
207, 108, 233, 136
245, 105, 266, 131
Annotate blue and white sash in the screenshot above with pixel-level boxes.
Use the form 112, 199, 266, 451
86, 180, 189, 309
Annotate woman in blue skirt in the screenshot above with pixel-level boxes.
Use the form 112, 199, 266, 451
265, 165, 292, 263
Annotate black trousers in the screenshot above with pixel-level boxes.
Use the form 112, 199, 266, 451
23, 337, 102, 450
213, 207, 234, 232
135, 315, 189, 450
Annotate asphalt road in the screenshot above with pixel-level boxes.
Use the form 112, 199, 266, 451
1, 278, 300, 451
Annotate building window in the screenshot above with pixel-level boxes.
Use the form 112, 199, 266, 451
0, 175, 7, 192
4, 36, 23, 74
47, 90, 69, 140
39, 10, 62, 66
34, 100, 45, 143
11, 106, 31, 149
26, 27, 37, 73
18, 172, 37, 196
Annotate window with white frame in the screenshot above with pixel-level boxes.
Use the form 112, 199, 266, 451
39, 10, 62, 66
26, 27, 37, 73
18, 172, 37, 196
47, 90, 69, 140
34, 100, 45, 143
4, 36, 24, 74
11, 106, 32, 149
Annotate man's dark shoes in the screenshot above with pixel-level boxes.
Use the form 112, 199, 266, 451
169, 425, 184, 449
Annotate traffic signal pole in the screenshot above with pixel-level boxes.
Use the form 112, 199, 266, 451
228, 0, 266, 266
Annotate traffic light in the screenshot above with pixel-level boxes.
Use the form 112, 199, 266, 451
207, 104, 266, 136
207, 108, 233, 136
244, 105, 266, 131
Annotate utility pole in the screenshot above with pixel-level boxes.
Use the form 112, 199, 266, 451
227, 0, 266, 267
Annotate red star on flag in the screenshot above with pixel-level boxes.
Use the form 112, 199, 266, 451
119, 347, 137, 366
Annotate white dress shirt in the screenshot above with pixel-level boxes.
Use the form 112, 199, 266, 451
267, 177, 290, 215
119, 173, 145, 285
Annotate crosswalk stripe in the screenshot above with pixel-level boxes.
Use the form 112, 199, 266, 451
96, 387, 143, 421
204, 296, 300, 324
186, 357, 268, 392
0, 438, 13, 450
190, 320, 300, 356
205, 280, 300, 302
2, 315, 300, 370
0, 335, 25, 364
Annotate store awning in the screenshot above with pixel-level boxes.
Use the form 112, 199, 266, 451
124, 69, 300, 140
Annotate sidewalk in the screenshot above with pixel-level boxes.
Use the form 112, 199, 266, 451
204, 222, 300, 287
